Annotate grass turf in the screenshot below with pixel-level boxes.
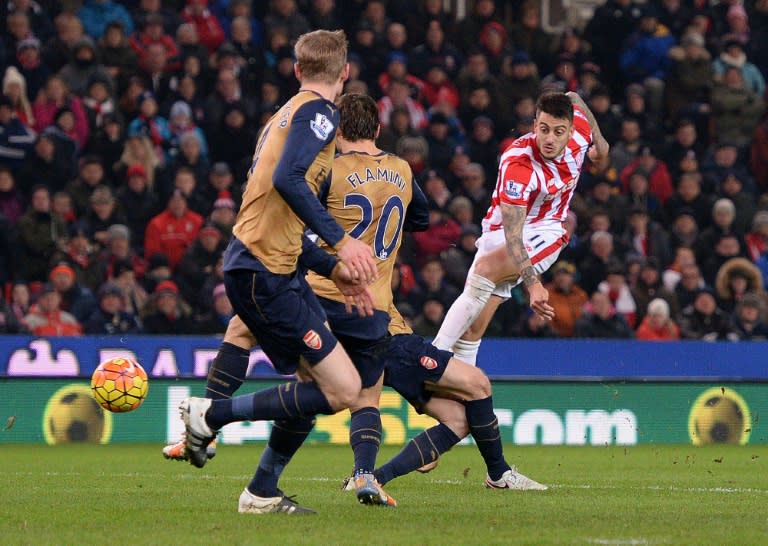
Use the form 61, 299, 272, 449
2, 444, 767, 545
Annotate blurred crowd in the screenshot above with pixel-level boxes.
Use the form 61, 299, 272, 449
1, 0, 768, 341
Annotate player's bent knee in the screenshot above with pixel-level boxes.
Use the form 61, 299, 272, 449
465, 367, 492, 400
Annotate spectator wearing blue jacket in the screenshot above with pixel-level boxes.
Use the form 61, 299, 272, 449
619, 5, 676, 114
78, 0, 134, 40
713, 36, 766, 99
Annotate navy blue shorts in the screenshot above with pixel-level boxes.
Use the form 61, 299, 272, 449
224, 268, 338, 375
383, 334, 452, 413
319, 296, 389, 389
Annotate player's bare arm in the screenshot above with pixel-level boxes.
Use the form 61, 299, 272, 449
565, 91, 610, 165
500, 202, 554, 320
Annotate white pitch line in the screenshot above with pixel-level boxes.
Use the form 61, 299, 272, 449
9, 472, 768, 494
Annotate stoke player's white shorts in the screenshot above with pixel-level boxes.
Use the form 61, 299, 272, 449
469, 222, 568, 299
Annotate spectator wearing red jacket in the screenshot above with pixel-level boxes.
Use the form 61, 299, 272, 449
145, 189, 204, 270
412, 202, 461, 269
181, 0, 225, 55
620, 145, 674, 205
23, 283, 83, 336
129, 14, 181, 72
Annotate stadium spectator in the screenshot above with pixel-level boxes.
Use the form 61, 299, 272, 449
111, 259, 149, 317
405, 0, 455, 49
167, 100, 208, 162
0, 167, 24, 227
663, 172, 712, 230
635, 297, 680, 340
714, 257, 764, 314
441, 224, 479, 289
411, 296, 445, 338
127, 91, 170, 162
23, 282, 83, 336
180, 0, 225, 54
0, 291, 23, 333
176, 224, 226, 312
48, 262, 97, 323
598, 261, 637, 327
631, 257, 679, 324
50, 222, 102, 291
144, 189, 204, 270
86, 113, 126, 176
202, 68, 257, 132
129, 13, 181, 73
623, 172, 662, 224
42, 12, 85, 74
498, 51, 539, 108
132, 0, 184, 37
140, 278, 195, 334
32, 76, 89, 150
745, 211, 768, 263
750, 116, 768, 194
84, 281, 142, 334
512, 309, 558, 338
80, 186, 127, 247
546, 260, 589, 337
97, 21, 139, 87
115, 163, 161, 250
78, 0, 134, 40
142, 252, 172, 294
99, 223, 147, 284
7, 281, 31, 331
662, 119, 705, 182
65, 156, 109, 216
3, 66, 35, 127
620, 205, 672, 267
710, 65, 765, 150
620, 145, 674, 205
412, 203, 461, 268
59, 36, 115, 98
407, 256, 460, 311
695, 198, 744, 260
702, 141, 756, 197
679, 288, 731, 341
0, 94, 36, 171
713, 36, 765, 98
573, 291, 635, 339
454, 0, 503, 54
726, 291, 768, 341
664, 32, 712, 122
578, 230, 619, 294
194, 282, 232, 335
82, 77, 120, 136
16, 185, 67, 282
114, 134, 160, 190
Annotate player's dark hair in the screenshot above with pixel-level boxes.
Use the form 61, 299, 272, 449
535, 92, 573, 124
338, 93, 379, 141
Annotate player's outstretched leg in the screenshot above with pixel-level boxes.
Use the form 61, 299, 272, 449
373, 422, 460, 486
464, 397, 547, 491
163, 337, 251, 461
348, 406, 396, 506
238, 417, 318, 514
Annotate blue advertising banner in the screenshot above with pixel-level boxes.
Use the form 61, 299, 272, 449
0, 335, 767, 380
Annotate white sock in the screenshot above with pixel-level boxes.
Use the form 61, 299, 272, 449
432, 274, 495, 351
452, 339, 481, 366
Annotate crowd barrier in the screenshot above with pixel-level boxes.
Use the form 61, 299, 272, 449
1, 336, 765, 446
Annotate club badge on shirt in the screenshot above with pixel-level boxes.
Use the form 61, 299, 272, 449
310, 113, 334, 140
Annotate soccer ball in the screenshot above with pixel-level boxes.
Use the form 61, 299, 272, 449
688, 387, 751, 445
91, 357, 149, 413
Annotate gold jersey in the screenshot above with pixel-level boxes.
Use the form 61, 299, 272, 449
308, 151, 417, 313
233, 91, 341, 274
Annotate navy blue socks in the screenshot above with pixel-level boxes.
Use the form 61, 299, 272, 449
205, 342, 249, 400
249, 417, 316, 497
206, 381, 334, 430
464, 397, 510, 481
349, 407, 382, 474
374, 423, 459, 485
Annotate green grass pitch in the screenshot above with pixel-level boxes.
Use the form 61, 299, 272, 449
2, 444, 767, 545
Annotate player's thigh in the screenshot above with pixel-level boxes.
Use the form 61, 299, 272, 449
304, 341, 362, 408
422, 396, 469, 438
432, 357, 491, 400
383, 334, 452, 412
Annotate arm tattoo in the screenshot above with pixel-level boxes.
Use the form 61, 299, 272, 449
501, 203, 538, 288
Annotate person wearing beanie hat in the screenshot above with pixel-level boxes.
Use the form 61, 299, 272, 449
84, 280, 143, 334
58, 35, 116, 97
48, 261, 98, 323
141, 278, 195, 334
167, 100, 209, 161
3, 65, 35, 127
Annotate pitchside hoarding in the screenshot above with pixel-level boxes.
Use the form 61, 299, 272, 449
0, 379, 763, 446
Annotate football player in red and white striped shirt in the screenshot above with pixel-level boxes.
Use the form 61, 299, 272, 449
433, 92, 609, 364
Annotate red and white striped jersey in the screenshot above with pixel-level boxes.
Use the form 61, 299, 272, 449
482, 105, 592, 232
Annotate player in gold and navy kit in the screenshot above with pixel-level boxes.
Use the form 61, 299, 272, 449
179, 30, 380, 515
174, 93, 546, 514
